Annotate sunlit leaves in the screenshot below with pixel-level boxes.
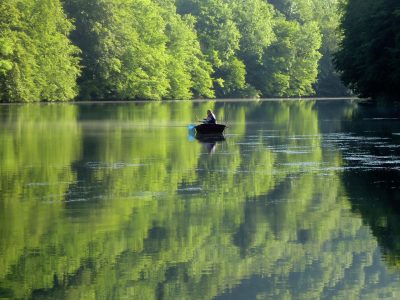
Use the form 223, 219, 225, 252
250, 18, 321, 97
0, 0, 80, 102
232, 0, 275, 59
0, 0, 346, 101
65, 0, 214, 100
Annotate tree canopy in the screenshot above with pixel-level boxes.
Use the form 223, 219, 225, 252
334, 0, 400, 99
0, 0, 348, 102
0, 0, 81, 102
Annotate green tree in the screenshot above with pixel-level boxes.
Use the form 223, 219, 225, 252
251, 18, 321, 97
65, 0, 170, 100
193, 0, 243, 97
64, 0, 214, 100
156, 1, 214, 99
334, 0, 400, 99
0, 0, 80, 102
230, 0, 276, 97
311, 0, 348, 96
268, 0, 347, 97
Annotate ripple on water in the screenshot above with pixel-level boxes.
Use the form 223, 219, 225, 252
177, 187, 203, 193
26, 182, 50, 186
85, 161, 146, 169
132, 191, 167, 198
363, 118, 400, 120
235, 142, 263, 145
280, 162, 320, 167
288, 136, 320, 140
273, 150, 311, 154
344, 154, 400, 161
324, 133, 390, 140
374, 144, 400, 148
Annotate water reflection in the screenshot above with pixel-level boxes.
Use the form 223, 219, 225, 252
340, 103, 400, 268
195, 134, 225, 154
0, 100, 400, 299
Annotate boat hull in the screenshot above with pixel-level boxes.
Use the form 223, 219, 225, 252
195, 123, 226, 134
195, 133, 225, 143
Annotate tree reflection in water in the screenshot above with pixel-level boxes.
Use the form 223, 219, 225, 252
1, 100, 400, 299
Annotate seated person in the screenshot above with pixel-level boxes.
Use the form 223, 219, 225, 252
203, 110, 216, 124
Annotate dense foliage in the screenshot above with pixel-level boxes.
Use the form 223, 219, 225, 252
63, 0, 215, 100
334, 0, 400, 99
0, 0, 347, 102
0, 0, 81, 102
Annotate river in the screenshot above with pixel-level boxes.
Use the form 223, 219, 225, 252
1, 99, 400, 299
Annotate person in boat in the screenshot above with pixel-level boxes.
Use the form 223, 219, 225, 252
203, 110, 216, 124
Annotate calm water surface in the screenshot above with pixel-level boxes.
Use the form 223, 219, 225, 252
1, 100, 400, 299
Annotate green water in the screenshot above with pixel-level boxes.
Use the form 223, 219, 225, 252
1, 100, 400, 299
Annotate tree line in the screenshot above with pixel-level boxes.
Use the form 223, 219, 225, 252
334, 0, 400, 100
0, 0, 345, 102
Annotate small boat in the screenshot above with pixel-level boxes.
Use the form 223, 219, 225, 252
194, 123, 226, 134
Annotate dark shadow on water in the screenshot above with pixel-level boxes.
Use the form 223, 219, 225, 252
188, 128, 226, 154
196, 133, 225, 154
343, 168, 400, 265
341, 104, 400, 266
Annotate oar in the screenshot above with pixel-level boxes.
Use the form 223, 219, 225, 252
195, 114, 204, 123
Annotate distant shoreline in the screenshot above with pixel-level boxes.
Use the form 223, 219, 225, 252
0, 97, 361, 105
